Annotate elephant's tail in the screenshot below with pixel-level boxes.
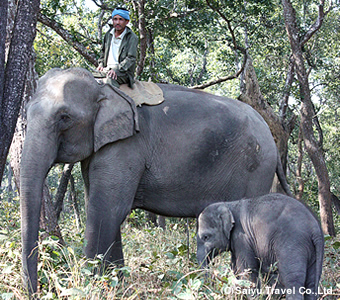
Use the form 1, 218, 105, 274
313, 230, 324, 294
275, 151, 293, 197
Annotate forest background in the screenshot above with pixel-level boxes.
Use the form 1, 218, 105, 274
0, 0, 339, 298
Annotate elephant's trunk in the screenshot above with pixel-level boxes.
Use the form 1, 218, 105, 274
196, 239, 209, 268
20, 127, 57, 294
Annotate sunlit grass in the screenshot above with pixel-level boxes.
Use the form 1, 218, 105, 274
0, 199, 339, 299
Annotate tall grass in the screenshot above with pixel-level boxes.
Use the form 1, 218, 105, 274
0, 199, 339, 299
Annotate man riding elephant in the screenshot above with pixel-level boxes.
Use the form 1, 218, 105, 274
96, 7, 138, 88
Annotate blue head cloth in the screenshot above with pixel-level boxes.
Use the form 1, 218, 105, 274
112, 8, 130, 20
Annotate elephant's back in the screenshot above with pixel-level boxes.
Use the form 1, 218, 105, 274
245, 194, 322, 233
156, 83, 269, 130
151, 83, 275, 161
158, 83, 245, 108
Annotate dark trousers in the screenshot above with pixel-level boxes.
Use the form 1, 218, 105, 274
105, 70, 129, 88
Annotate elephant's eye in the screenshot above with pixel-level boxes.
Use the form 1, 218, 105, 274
58, 113, 73, 130
60, 114, 70, 121
201, 234, 211, 242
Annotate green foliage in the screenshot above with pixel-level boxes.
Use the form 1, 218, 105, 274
35, 0, 101, 76
34, 27, 94, 76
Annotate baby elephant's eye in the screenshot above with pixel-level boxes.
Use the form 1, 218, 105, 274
201, 234, 211, 242
60, 113, 71, 122
60, 113, 71, 121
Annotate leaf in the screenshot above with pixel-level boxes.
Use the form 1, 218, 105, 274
86, 258, 100, 265
190, 278, 202, 290
60, 288, 85, 297
118, 266, 131, 277
81, 268, 92, 275
1, 293, 14, 300
171, 281, 183, 295
2, 265, 13, 274
332, 241, 340, 249
67, 246, 74, 255
0, 234, 7, 241
165, 252, 175, 259
41, 292, 55, 299
176, 290, 194, 300
324, 235, 332, 241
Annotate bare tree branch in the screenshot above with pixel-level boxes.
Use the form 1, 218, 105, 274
90, 0, 112, 11
196, 40, 209, 83
191, 51, 247, 89
97, 9, 105, 42
296, 124, 305, 201
191, 0, 247, 89
279, 56, 295, 121
38, 12, 98, 67
206, 0, 238, 50
301, 0, 332, 47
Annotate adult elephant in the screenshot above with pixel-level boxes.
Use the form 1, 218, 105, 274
20, 68, 291, 293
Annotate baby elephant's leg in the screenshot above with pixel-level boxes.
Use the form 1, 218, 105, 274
231, 250, 260, 284
277, 253, 308, 300
303, 260, 319, 300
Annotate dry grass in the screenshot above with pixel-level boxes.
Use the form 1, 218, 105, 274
0, 201, 339, 299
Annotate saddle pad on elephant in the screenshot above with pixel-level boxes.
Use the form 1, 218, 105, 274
119, 81, 164, 106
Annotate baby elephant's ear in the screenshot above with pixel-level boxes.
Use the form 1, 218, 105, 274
219, 204, 235, 240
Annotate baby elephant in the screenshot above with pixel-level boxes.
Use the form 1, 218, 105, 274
197, 193, 324, 300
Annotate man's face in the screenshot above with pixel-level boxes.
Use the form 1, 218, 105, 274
113, 15, 129, 34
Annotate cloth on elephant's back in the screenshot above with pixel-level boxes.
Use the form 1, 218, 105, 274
119, 80, 164, 106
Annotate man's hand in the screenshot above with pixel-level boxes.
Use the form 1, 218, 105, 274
107, 69, 118, 80
97, 66, 104, 72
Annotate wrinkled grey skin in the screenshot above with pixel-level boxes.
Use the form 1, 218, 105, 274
197, 194, 324, 300
20, 68, 291, 294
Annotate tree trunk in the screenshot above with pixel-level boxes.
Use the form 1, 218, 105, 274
296, 124, 305, 201
40, 183, 65, 244
55, 164, 74, 220
0, 0, 7, 108
0, 0, 40, 183
10, 58, 38, 190
146, 212, 166, 230
282, 0, 335, 236
238, 57, 295, 193
6, 162, 15, 201
136, 0, 147, 77
69, 174, 81, 230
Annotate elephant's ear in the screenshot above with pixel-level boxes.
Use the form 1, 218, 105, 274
94, 84, 139, 152
220, 205, 235, 240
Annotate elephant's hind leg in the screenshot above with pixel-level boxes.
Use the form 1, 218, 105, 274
303, 260, 318, 300
277, 260, 307, 300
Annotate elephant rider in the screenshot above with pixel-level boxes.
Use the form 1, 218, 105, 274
96, 7, 138, 88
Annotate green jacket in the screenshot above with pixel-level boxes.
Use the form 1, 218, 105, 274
98, 26, 138, 87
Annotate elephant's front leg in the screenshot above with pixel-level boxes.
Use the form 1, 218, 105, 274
84, 200, 127, 267
83, 151, 143, 268
231, 249, 259, 284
